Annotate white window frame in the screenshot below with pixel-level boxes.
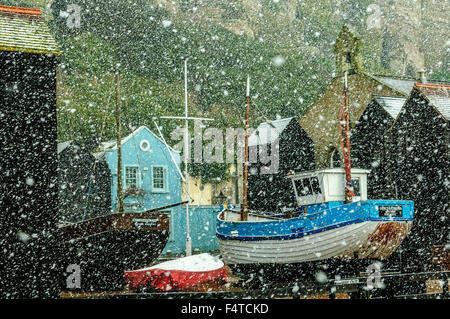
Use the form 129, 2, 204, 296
124, 165, 140, 189
151, 165, 168, 193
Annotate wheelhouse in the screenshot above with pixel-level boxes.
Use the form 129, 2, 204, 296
287, 168, 371, 206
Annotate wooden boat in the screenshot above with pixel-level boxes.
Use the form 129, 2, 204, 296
59, 71, 185, 291
216, 66, 414, 281
217, 168, 414, 266
59, 201, 186, 291
124, 253, 227, 291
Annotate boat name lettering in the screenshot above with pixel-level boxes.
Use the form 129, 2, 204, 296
334, 278, 359, 285
378, 206, 403, 217
230, 230, 239, 237
132, 218, 158, 227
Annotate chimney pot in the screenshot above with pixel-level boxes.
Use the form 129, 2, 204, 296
418, 69, 427, 83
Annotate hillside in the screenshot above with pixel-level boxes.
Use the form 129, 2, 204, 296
2, 0, 448, 144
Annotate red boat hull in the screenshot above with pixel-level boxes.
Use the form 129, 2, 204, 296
125, 262, 227, 291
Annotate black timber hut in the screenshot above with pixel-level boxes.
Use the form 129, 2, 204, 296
58, 140, 111, 224
352, 95, 406, 199
387, 82, 450, 269
247, 117, 315, 213
0, 5, 61, 297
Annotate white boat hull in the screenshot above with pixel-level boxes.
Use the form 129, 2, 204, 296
219, 220, 413, 265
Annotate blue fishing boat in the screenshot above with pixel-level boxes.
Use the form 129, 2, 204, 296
216, 65, 414, 278
217, 168, 414, 266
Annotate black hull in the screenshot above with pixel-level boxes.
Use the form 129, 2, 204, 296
61, 229, 169, 291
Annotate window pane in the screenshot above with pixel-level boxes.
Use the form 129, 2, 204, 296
294, 179, 303, 196
310, 176, 321, 194
153, 167, 165, 190
302, 178, 313, 196
351, 178, 361, 196
295, 178, 313, 196
125, 167, 137, 188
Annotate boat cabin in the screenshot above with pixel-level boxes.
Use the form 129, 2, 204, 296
287, 168, 371, 206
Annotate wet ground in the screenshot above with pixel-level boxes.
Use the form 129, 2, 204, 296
59, 252, 450, 299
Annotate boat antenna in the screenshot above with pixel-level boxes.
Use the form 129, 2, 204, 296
241, 75, 250, 221
338, 50, 355, 203
160, 59, 214, 257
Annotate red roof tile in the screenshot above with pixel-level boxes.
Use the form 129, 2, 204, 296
415, 82, 450, 90
0, 5, 42, 17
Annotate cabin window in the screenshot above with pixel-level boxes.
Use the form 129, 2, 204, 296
310, 176, 321, 194
125, 166, 138, 188
294, 177, 322, 197
300, 179, 313, 196
330, 148, 341, 168
152, 166, 167, 192
351, 177, 361, 196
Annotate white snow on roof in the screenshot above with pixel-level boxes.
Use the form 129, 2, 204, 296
97, 125, 179, 154
92, 151, 105, 160
372, 75, 450, 94
416, 85, 450, 121
248, 117, 293, 147
128, 253, 224, 272
372, 76, 416, 94
57, 140, 74, 154
373, 96, 406, 119
428, 97, 450, 121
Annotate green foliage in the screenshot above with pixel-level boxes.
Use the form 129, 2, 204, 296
59, 32, 118, 76
429, 53, 450, 82
188, 162, 231, 185
0, 0, 46, 9
57, 70, 186, 144
261, 0, 283, 13
49, 0, 334, 183
49, 0, 447, 183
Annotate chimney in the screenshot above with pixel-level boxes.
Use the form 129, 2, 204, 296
418, 69, 427, 83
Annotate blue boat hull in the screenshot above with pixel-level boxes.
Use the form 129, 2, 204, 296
217, 200, 414, 265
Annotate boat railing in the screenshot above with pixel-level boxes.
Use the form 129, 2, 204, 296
249, 210, 285, 220
218, 208, 283, 221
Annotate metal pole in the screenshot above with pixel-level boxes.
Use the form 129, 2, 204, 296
339, 69, 355, 204
159, 61, 214, 256
184, 59, 192, 256
241, 76, 250, 221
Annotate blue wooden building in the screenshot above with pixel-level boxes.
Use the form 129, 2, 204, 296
95, 126, 221, 255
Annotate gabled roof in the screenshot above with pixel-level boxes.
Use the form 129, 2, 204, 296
369, 74, 450, 95
97, 125, 179, 153
248, 117, 293, 147
0, 5, 61, 55
415, 83, 450, 121
372, 95, 406, 119
370, 75, 415, 95
391, 83, 450, 129
57, 140, 75, 154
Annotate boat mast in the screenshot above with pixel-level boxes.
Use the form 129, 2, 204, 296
115, 66, 125, 212
183, 59, 191, 256
241, 76, 250, 221
160, 60, 213, 257
339, 51, 355, 204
